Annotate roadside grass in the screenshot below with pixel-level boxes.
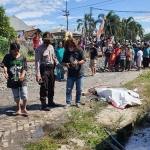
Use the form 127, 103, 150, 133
0, 51, 34, 62
25, 71, 150, 150
122, 71, 150, 124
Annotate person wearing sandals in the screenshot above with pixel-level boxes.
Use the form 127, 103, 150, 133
62, 38, 86, 108
2, 43, 28, 115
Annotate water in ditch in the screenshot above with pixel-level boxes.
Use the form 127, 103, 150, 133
124, 114, 150, 150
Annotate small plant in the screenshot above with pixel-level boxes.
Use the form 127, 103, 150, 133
0, 36, 9, 55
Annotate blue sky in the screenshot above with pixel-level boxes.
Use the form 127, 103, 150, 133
1, 0, 150, 34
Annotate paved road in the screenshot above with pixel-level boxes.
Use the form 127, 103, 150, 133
0, 68, 142, 150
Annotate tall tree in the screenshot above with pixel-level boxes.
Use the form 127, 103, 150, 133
0, 6, 16, 39
77, 13, 96, 37
103, 11, 120, 37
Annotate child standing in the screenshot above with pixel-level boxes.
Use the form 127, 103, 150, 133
2, 43, 28, 115
110, 50, 116, 72
137, 47, 143, 71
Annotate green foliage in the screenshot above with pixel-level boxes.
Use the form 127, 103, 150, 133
20, 50, 35, 60
144, 33, 150, 41
76, 11, 144, 43
0, 36, 9, 55
0, 6, 16, 39
25, 138, 59, 150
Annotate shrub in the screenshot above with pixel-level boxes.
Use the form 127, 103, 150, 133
28, 50, 35, 56
0, 36, 9, 55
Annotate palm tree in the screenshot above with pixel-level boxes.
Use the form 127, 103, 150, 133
122, 17, 135, 42
103, 11, 120, 37
76, 13, 96, 37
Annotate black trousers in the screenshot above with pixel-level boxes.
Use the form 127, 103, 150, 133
40, 65, 55, 105
126, 59, 131, 71
143, 57, 149, 68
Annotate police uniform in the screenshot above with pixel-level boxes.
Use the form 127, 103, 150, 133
35, 33, 63, 110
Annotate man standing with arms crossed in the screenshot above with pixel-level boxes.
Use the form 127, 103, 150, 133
35, 32, 65, 111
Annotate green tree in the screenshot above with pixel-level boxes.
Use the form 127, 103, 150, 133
0, 6, 16, 39
0, 36, 9, 55
144, 33, 150, 41
77, 13, 96, 37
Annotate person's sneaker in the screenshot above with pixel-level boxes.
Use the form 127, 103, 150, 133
76, 103, 81, 108
64, 104, 71, 109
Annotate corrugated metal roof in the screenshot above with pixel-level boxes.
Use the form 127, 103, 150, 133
24, 29, 41, 38
9, 15, 31, 31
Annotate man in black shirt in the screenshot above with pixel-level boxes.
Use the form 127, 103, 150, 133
89, 42, 98, 76
2, 43, 28, 115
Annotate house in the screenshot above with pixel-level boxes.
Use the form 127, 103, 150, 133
49, 28, 81, 39
24, 29, 42, 40
9, 15, 37, 39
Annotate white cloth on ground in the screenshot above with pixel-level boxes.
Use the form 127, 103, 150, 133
95, 88, 142, 109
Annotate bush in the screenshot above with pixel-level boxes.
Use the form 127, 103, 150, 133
0, 36, 9, 55
28, 50, 35, 56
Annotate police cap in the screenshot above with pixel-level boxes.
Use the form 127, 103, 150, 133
42, 31, 51, 40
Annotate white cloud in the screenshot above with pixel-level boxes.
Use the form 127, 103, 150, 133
16, 11, 45, 19
75, 0, 86, 2
144, 28, 150, 33
134, 16, 150, 22
57, 15, 83, 20
5, 0, 65, 19
24, 20, 55, 26
0, 0, 12, 5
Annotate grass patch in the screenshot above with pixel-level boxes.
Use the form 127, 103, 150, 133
0, 51, 34, 62
25, 71, 150, 150
24, 138, 59, 150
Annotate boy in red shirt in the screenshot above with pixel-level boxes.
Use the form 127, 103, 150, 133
33, 32, 40, 50
114, 44, 121, 71
110, 49, 116, 72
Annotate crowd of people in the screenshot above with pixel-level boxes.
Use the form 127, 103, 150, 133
77, 35, 150, 74
1, 32, 150, 114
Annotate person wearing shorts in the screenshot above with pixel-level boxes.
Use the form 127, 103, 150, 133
2, 43, 28, 115
89, 42, 98, 76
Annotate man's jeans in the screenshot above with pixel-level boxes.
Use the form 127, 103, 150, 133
104, 57, 110, 69
66, 76, 84, 104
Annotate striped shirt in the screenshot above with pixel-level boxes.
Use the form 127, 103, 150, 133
120, 50, 126, 60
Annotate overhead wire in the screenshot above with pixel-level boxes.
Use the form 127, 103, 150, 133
92, 8, 150, 14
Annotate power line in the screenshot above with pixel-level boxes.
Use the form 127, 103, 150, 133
92, 8, 150, 14
69, 0, 124, 10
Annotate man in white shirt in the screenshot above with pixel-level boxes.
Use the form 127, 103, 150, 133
137, 46, 143, 71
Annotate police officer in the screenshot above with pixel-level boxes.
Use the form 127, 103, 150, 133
35, 32, 65, 111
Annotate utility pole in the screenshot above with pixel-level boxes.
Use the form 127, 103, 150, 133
63, 1, 69, 31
